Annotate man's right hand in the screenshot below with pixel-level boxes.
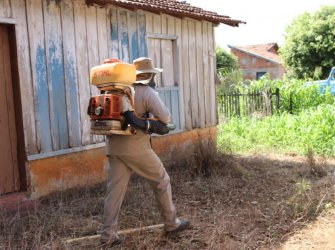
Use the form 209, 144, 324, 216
147, 120, 169, 135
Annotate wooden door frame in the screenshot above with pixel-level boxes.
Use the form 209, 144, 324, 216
2, 24, 27, 192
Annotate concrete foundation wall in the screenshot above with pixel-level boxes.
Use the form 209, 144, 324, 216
28, 127, 217, 199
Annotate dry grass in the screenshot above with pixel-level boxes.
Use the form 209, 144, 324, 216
306, 149, 328, 178
1, 140, 335, 249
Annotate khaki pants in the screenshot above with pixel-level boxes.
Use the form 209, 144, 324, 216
101, 131, 180, 241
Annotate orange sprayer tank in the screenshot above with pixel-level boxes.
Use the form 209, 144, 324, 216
90, 59, 136, 87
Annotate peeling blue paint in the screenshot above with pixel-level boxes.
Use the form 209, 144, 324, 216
131, 32, 139, 61
171, 90, 180, 130
120, 11, 129, 62
111, 22, 118, 42
158, 90, 166, 104
111, 23, 118, 41
157, 89, 180, 130
121, 31, 129, 62
138, 15, 148, 57
35, 45, 52, 153
110, 9, 119, 58
48, 43, 69, 150
64, 58, 81, 147
165, 91, 172, 117
110, 11, 118, 41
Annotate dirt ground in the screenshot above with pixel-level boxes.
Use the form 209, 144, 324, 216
1, 148, 335, 249
281, 209, 335, 250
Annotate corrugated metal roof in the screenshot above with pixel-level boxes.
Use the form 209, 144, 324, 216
229, 43, 282, 64
86, 0, 246, 26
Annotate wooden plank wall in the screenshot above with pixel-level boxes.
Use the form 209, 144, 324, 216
145, 12, 217, 130
7, 0, 149, 156
5, 0, 216, 157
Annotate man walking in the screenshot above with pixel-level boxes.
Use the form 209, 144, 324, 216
101, 57, 190, 246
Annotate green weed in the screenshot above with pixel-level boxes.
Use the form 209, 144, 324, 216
218, 104, 335, 156
288, 179, 314, 217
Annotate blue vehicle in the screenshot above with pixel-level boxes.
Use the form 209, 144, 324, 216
305, 67, 335, 94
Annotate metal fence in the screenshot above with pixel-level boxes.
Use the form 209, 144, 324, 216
217, 88, 280, 118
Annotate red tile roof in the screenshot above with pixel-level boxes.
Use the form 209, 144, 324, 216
229, 43, 282, 64
86, 0, 246, 26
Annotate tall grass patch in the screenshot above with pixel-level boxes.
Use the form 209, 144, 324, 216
218, 76, 335, 156
218, 104, 335, 156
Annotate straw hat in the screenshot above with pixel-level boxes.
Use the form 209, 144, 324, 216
133, 57, 163, 75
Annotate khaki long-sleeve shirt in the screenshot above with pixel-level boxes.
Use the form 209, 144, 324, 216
133, 85, 170, 124
107, 84, 170, 156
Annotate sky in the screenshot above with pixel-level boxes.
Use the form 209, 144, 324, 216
187, 0, 335, 49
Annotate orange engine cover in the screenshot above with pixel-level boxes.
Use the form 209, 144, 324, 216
88, 94, 122, 120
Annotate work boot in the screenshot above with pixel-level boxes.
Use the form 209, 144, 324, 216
100, 235, 125, 247
165, 220, 191, 235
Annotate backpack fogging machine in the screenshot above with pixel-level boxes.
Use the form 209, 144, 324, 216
87, 59, 171, 136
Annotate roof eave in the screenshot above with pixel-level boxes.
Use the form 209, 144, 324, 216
86, 0, 246, 27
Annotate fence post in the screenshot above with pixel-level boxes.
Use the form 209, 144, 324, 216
275, 88, 280, 112
236, 90, 240, 116
217, 88, 281, 119
255, 90, 259, 113
269, 89, 273, 115
289, 92, 293, 114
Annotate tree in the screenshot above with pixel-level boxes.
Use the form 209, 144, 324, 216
280, 6, 335, 79
216, 46, 242, 89
216, 46, 239, 71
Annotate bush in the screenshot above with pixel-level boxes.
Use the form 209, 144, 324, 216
216, 46, 239, 71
